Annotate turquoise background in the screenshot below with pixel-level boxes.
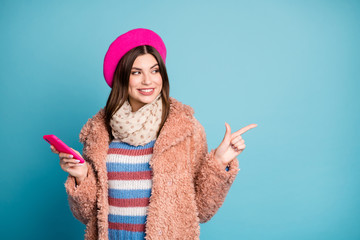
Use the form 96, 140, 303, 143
1, 0, 359, 239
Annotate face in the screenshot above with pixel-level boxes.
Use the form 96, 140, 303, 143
128, 53, 163, 112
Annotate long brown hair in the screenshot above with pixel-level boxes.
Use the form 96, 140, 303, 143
104, 45, 170, 142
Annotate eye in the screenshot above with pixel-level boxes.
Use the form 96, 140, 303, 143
152, 69, 160, 73
131, 71, 140, 75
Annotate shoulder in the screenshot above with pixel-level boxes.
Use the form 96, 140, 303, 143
168, 97, 202, 128
169, 97, 195, 117
155, 97, 206, 153
79, 108, 107, 143
168, 96, 205, 136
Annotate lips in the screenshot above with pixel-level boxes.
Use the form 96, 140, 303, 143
138, 88, 154, 96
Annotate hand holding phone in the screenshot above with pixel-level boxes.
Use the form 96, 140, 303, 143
43, 134, 85, 163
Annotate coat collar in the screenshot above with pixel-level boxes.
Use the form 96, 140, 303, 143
79, 97, 195, 164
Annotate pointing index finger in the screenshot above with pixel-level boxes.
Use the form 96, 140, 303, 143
232, 124, 258, 138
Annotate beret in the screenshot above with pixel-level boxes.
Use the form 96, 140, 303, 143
103, 28, 167, 88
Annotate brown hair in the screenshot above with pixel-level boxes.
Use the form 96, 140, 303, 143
104, 45, 170, 142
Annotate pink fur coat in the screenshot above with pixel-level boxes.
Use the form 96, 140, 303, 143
64, 97, 240, 239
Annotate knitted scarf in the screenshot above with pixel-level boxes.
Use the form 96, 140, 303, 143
110, 94, 163, 146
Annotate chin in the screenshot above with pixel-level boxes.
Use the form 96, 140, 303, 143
129, 88, 162, 110
137, 93, 160, 104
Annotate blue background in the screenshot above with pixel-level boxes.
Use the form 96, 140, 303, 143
1, 0, 359, 239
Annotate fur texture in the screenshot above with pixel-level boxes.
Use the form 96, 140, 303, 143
64, 97, 240, 239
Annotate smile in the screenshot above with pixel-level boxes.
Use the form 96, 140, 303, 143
138, 88, 155, 95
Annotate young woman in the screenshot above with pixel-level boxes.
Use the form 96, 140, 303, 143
50, 28, 257, 240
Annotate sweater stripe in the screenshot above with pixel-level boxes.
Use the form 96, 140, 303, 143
108, 189, 152, 199
109, 214, 147, 224
107, 154, 154, 163
109, 197, 150, 207
106, 162, 151, 172
108, 179, 152, 190
109, 206, 149, 216
108, 148, 153, 156
110, 140, 155, 149
108, 171, 152, 180
107, 139, 155, 239
109, 222, 145, 232
108, 229, 145, 239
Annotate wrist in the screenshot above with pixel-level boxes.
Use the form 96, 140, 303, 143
214, 155, 229, 170
75, 176, 85, 186
75, 163, 89, 186
75, 171, 87, 186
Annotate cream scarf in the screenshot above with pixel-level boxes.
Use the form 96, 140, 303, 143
110, 94, 163, 146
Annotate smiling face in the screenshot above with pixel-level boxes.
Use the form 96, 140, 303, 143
128, 53, 163, 112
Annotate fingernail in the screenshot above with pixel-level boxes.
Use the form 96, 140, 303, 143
69, 155, 73, 158
76, 159, 80, 163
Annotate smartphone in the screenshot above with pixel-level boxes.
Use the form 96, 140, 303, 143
43, 134, 85, 163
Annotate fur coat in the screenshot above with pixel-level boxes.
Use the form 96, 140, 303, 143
64, 97, 240, 239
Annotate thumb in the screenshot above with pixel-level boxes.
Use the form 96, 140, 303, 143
221, 122, 232, 145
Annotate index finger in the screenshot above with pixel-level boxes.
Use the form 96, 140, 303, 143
232, 124, 258, 138
50, 145, 60, 154
59, 152, 73, 159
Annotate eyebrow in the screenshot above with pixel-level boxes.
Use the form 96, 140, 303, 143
131, 63, 159, 70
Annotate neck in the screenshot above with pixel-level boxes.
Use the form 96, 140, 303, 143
129, 94, 162, 112
129, 100, 145, 112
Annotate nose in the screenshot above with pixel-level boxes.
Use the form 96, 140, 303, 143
141, 72, 151, 85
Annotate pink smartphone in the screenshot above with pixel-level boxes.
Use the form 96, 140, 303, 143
43, 134, 85, 163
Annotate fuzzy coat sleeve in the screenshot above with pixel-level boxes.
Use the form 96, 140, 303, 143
63, 119, 98, 225
64, 162, 97, 224
193, 118, 240, 223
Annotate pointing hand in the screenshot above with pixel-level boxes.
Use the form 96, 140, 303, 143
214, 123, 257, 169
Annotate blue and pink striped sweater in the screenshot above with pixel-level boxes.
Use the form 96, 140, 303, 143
105, 138, 229, 239
106, 139, 155, 240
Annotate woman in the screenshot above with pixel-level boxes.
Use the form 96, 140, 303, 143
50, 28, 257, 240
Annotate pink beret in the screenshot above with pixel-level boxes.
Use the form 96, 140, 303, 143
103, 28, 167, 88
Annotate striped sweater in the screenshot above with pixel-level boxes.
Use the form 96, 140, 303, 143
106, 139, 155, 240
